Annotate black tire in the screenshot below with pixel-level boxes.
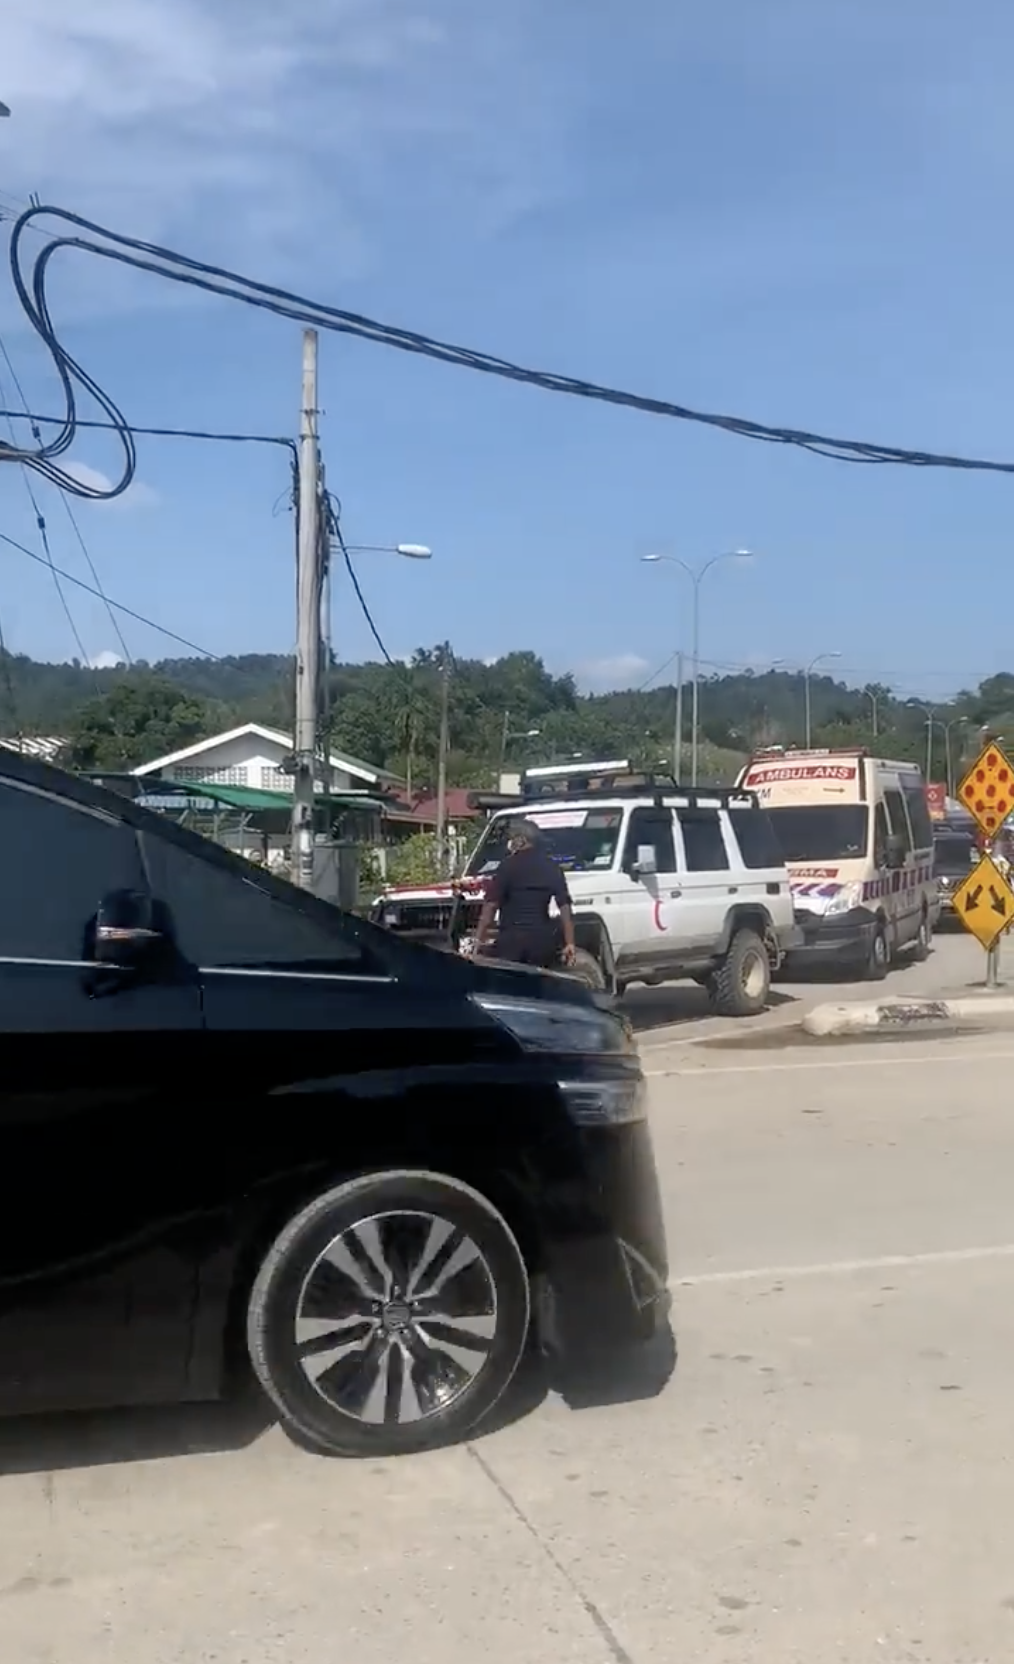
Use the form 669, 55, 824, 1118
861, 924, 889, 980
912, 909, 931, 962
246, 1170, 531, 1458
566, 947, 608, 991
709, 927, 770, 1017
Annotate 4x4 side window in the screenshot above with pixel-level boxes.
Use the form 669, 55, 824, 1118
623, 808, 676, 872
139, 832, 376, 969
679, 810, 730, 872
727, 809, 783, 870
0, 779, 146, 961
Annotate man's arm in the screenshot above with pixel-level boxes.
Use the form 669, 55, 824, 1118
474, 867, 506, 953
550, 864, 577, 965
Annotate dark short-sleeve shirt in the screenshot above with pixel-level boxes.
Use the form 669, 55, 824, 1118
485, 847, 572, 932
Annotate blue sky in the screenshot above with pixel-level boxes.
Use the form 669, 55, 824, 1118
1, 0, 1012, 700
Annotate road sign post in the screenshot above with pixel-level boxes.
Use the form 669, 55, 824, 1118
952, 739, 1014, 984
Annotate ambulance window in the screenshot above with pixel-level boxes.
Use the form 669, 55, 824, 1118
874, 804, 890, 866
904, 787, 934, 850
884, 790, 912, 852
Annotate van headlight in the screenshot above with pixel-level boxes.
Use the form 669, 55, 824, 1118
470, 993, 634, 1055
823, 880, 865, 917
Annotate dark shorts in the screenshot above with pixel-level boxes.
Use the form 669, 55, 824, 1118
488, 926, 560, 968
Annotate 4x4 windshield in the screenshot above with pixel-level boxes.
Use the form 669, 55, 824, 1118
466, 807, 624, 876
767, 804, 869, 862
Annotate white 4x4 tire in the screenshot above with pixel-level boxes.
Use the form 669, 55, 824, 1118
709, 928, 770, 1018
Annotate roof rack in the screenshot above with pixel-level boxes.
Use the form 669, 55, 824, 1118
521, 758, 681, 800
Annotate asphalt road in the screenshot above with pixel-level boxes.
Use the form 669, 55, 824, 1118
5, 1001, 1014, 1661
627, 920, 995, 1043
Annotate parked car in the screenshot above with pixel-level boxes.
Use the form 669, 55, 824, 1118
372, 759, 800, 1017
0, 750, 669, 1457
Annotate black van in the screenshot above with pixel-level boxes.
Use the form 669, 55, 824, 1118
0, 750, 669, 1457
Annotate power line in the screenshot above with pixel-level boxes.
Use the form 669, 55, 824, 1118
0, 529, 216, 658
324, 493, 394, 665
0, 345, 89, 661
4, 203, 1014, 502
0, 406, 296, 456
0, 332, 131, 662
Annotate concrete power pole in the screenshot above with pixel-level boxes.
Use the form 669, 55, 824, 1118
290, 328, 322, 888
673, 652, 684, 782
435, 648, 451, 874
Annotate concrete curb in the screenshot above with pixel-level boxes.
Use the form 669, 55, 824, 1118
803, 994, 1014, 1038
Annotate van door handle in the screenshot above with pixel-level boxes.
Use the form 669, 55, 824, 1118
669, 888, 681, 898
728, 885, 739, 894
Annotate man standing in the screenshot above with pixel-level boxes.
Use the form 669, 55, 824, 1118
473, 819, 577, 970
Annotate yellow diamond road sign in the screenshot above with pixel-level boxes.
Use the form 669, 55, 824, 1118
957, 739, 1014, 838
952, 853, 1014, 951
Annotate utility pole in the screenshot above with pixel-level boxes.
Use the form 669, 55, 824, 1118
435, 647, 451, 875
290, 328, 322, 888
672, 653, 684, 782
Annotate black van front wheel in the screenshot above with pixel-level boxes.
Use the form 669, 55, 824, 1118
246, 1170, 531, 1458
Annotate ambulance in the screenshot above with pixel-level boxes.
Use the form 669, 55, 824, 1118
736, 748, 939, 978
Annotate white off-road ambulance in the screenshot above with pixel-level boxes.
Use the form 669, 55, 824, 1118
736, 748, 939, 979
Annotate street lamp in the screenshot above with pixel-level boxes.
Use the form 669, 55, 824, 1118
499, 713, 540, 771
804, 651, 841, 747
343, 542, 432, 559
641, 548, 753, 785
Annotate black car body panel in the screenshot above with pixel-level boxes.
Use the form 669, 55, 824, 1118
0, 751, 669, 1422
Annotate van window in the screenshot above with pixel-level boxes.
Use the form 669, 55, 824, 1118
0, 779, 146, 961
140, 834, 376, 970
874, 804, 890, 868
728, 808, 784, 870
883, 790, 913, 853
904, 787, 934, 851
623, 808, 676, 872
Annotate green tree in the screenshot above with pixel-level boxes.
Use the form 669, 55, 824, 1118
66, 676, 220, 771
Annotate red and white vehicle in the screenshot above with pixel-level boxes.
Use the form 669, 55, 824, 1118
371, 760, 800, 1015
736, 747, 939, 978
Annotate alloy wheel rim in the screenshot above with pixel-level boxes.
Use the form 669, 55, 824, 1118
742, 951, 767, 1001
294, 1210, 498, 1426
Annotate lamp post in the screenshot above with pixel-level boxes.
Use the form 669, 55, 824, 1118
641, 549, 753, 785
804, 651, 841, 747
944, 718, 969, 798
499, 714, 540, 773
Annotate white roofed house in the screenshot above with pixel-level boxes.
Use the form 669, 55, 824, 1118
130, 721, 401, 796
129, 723, 405, 896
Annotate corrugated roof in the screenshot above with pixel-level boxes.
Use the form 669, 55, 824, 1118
139, 781, 387, 813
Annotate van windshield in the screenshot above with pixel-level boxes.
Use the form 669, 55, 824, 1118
466, 807, 624, 876
766, 804, 869, 862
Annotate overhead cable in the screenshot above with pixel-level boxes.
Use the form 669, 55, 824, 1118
3, 203, 1014, 503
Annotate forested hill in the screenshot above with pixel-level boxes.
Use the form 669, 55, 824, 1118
3, 644, 1013, 788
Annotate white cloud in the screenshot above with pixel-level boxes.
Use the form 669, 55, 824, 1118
88, 649, 126, 669
575, 654, 651, 691
1, 2, 575, 294
59, 459, 160, 507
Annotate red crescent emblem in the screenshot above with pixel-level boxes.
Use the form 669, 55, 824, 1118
652, 899, 667, 932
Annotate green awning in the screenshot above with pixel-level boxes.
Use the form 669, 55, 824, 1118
146, 780, 387, 813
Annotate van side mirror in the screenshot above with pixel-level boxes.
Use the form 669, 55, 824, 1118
94, 889, 165, 967
884, 833, 906, 870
